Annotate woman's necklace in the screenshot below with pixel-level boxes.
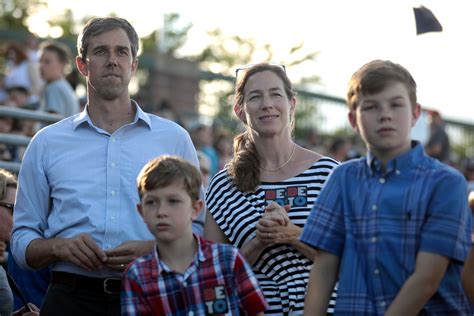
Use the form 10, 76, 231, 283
260, 142, 297, 172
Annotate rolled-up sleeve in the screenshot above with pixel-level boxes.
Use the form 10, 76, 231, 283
11, 133, 50, 270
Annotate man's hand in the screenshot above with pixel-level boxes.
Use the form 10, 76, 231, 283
51, 233, 107, 271
105, 240, 155, 271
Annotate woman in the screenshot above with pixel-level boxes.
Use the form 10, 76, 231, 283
205, 63, 339, 314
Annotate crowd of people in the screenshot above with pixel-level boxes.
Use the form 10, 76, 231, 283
0, 16, 473, 315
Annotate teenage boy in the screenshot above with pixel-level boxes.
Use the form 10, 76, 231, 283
121, 156, 267, 315
38, 40, 79, 118
301, 60, 471, 315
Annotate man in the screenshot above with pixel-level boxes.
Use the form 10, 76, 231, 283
11, 17, 203, 315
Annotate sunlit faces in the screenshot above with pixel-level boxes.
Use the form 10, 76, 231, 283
76, 28, 138, 101
238, 70, 295, 138
348, 81, 420, 163
137, 182, 203, 243
40, 49, 64, 83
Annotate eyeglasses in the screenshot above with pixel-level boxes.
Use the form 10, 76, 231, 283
0, 201, 14, 212
235, 63, 286, 81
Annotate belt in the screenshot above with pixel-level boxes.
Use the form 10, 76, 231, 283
51, 271, 122, 294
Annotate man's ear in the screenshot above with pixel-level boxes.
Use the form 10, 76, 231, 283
131, 58, 139, 74
192, 200, 204, 221
411, 103, 422, 127
348, 110, 359, 132
76, 56, 88, 77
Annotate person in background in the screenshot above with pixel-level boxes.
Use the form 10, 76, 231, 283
197, 150, 211, 191
11, 17, 203, 316
4, 42, 42, 106
327, 137, 350, 162
425, 110, 450, 163
205, 63, 339, 314
38, 40, 80, 119
190, 121, 220, 176
0, 169, 40, 316
301, 60, 471, 315
121, 156, 267, 315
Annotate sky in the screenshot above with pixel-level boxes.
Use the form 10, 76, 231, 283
33, 0, 474, 124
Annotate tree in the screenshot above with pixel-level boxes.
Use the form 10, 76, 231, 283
189, 29, 321, 137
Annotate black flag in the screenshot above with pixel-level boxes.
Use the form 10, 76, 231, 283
414, 6, 443, 35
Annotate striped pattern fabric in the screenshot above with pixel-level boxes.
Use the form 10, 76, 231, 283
206, 157, 339, 315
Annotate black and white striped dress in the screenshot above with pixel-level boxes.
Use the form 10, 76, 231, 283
206, 157, 339, 315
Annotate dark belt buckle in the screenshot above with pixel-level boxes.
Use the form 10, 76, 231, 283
103, 278, 121, 294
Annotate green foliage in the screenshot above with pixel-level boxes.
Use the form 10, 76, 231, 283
0, 0, 46, 30
141, 13, 192, 55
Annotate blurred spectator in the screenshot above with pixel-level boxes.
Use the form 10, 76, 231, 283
189, 120, 219, 176
0, 73, 8, 104
463, 157, 474, 193
0, 116, 19, 161
197, 150, 211, 190
425, 110, 450, 163
213, 129, 233, 170
38, 41, 79, 118
4, 43, 42, 105
5, 86, 31, 108
328, 137, 351, 162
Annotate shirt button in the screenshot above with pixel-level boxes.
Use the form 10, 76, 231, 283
111, 190, 116, 196
111, 162, 116, 167
372, 204, 377, 211
188, 312, 194, 316
371, 237, 377, 243
395, 170, 400, 175
111, 216, 115, 220
374, 269, 379, 275
380, 301, 386, 307
379, 178, 385, 184
111, 137, 116, 143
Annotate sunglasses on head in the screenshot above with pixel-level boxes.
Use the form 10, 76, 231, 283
235, 63, 286, 81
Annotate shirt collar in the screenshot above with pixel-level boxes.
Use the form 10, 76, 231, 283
156, 234, 205, 275
366, 141, 424, 175
72, 100, 151, 131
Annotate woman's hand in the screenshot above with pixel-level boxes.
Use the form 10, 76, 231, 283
256, 202, 300, 245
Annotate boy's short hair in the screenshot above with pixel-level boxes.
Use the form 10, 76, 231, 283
137, 156, 201, 202
346, 60, 417, 111
40, 40, 72, 65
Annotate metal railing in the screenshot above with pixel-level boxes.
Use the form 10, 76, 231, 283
0, 107, 62, 172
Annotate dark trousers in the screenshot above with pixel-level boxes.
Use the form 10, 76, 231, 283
40, 282, 120, 316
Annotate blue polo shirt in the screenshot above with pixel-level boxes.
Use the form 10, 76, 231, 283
301, 142, 471, 315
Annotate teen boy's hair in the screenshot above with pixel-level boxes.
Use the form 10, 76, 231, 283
40, 40, 72, 65
137, 156, 202, 202
346, 59, 417, 111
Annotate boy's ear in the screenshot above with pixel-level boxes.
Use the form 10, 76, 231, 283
348, 111, 359, 133
411, 103, 422, 127
191, 200, 204, 220
136, 203, 144, 218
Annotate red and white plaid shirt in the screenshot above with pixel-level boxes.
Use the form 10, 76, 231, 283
121, 235, 267, 315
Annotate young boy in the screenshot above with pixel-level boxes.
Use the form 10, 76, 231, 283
121, 156, 267, 315
300, 60, 472, 315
